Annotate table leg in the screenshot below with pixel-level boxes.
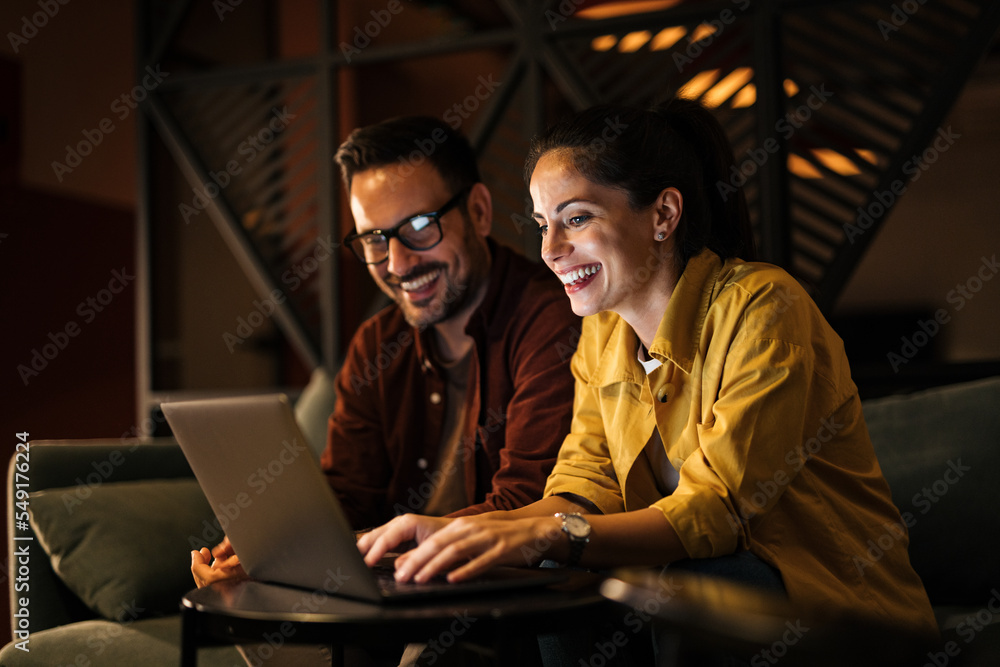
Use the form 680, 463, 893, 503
180, 605, 199, 667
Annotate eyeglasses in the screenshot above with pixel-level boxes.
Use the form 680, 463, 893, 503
344, 187, 471, 265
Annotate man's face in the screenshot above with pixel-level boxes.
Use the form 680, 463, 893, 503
349, 162, 491, 329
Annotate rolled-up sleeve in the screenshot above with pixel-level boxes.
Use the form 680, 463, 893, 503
544, 319, 626, 515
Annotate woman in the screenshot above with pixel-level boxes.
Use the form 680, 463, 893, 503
358, 99, 937, 638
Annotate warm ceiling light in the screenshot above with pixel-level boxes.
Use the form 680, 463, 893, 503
728, 79, 799, 108
731, 83, 756, 108
855, 148, 878, 164
591, 34, 619, 51
618, 30, 652, 52
678, 69, 720, 100
575, 0, 682, 20
813, 149, 862, 176
689, 22, 717, 42
788, 149, 874, 178
703, 67, 754, 107
788, 154, 823, 179
651, 26, 687, 50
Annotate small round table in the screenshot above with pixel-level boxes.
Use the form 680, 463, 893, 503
180, 571, 611, 666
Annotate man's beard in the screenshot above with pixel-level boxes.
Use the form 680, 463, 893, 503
388, 245, 490, 330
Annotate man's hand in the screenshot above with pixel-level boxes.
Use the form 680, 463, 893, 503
356, 514, 453, 568
190, 536, 248, 588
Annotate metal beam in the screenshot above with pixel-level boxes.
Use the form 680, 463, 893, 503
317, 0, 339, 373
752, 0, 791, 267
143, 92, 321, 370
818, 0, 1000, 312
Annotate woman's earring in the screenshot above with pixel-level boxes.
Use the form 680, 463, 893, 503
657, 232, 666, 241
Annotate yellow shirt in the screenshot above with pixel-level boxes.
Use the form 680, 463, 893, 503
544, 248, 937, 635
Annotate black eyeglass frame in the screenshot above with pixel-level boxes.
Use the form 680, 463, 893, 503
343, 186, 472, 265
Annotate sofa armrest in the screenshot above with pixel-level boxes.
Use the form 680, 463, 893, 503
862, 375, 1000, 607
7, 439, 191, 635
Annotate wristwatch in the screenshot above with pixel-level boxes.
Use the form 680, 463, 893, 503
555, 512, 591, 567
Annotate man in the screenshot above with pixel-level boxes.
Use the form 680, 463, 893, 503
323, 115, 580, 530
192, 115, 579, 586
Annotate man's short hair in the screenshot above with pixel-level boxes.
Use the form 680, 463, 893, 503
334, 116, 481, 195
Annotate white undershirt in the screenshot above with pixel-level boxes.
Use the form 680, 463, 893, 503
638, 344, 679, 496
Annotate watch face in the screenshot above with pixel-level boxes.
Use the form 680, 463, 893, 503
564, 514, 591, 539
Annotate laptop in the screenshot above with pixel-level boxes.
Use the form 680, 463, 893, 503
162, 393, 565, 603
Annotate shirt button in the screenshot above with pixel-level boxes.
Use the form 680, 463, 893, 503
417, 458, 428, 469
657, 386, 669, 403
430, 392, 442, 404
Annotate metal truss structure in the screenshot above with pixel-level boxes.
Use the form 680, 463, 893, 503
134, 0, 1000, 418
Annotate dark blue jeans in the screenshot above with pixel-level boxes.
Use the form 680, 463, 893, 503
538, 553, 786, 667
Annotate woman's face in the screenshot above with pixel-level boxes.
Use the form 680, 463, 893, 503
530, 150, 665, 319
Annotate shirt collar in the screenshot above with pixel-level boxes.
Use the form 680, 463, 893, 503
646, 247, 722, 375
588, 247, 722, 385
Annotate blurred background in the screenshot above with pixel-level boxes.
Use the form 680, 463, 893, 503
1, 0, 999, 644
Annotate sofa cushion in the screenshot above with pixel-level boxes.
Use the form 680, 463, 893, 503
0, 616, 241, 667
293, 365, 337, 459
862, 375, 1000, 606
28, 478, 215, 621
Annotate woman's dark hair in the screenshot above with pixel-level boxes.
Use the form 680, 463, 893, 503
334, 116, 480, 195
524, 99, 756, 265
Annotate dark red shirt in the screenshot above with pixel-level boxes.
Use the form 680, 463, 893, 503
322, 241, 581, 529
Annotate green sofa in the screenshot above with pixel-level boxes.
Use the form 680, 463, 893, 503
3, 374, 998, 665
1, 369, 336, 666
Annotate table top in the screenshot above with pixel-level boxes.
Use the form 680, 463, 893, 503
182, 570, 610, 627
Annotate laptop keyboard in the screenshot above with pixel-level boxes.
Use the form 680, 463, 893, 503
372, 563, 453, 596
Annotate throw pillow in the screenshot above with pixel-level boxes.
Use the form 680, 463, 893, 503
28, 478, 215, 621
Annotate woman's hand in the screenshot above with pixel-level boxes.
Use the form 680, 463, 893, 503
370, 514, 566, 584
190, 536, 248, 588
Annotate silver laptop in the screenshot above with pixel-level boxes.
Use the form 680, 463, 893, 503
162, 394, 564, 603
